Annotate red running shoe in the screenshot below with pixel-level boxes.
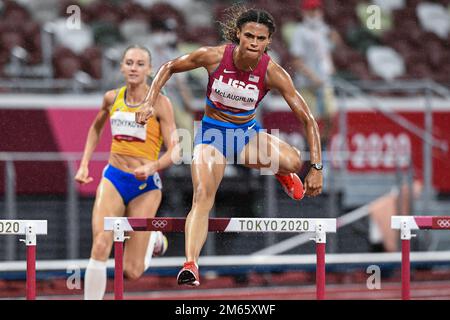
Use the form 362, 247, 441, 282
177, 261, 200, 286
275, 173, 305, 200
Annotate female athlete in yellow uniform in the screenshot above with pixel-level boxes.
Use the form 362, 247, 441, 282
75, 45, 180, 299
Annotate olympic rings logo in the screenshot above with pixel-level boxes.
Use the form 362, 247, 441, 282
436, 219, 450, 229
152, 220, 168, 229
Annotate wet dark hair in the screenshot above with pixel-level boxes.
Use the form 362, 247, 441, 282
219, 4, 276, 44
122, 45, 152, 65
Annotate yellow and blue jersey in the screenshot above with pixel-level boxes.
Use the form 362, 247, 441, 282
109, 86, 163, 160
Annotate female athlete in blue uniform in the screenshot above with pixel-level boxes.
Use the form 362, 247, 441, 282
136, 6, 323, 286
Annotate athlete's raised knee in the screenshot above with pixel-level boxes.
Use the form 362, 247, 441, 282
279, 146, 302, 174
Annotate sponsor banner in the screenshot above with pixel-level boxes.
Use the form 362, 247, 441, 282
262, 110, 450, 192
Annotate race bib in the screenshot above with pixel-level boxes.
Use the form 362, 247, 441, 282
110, 111, 147, 142
210, 78, 259, 111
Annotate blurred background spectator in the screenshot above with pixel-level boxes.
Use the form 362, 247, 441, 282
3, 0, 448, 149
0, 0, 448, 89
147, 18, 196, 141
289, 0, 341, 146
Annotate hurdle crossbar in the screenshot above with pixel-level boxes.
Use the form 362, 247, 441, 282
0, 220, 47, 300
104, 217, 337, 300
391, 215, 450, 300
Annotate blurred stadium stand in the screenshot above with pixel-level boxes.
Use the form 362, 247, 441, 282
0, 0, 448, 88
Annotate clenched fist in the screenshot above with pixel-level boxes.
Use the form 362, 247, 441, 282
134, 161, 159, 181
74, 166, 93, 185
135, 104, 154, 125
304, 169, 323, 197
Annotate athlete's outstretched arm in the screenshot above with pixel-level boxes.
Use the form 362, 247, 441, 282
154, 94, 181, 170
266, 61, 323, 197
75, 90, 115, 184
136, 46, 223, 124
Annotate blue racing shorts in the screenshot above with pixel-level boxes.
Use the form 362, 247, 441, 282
194, 115, 262, 161
103, 164, 162, 205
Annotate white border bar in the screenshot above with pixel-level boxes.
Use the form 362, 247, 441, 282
1, 251, 450, 272
225, 218, 336, 233
104, 218, 133, 232
104, 217, 337, 233
391, 216, 419, 230
0, 220, 47, 235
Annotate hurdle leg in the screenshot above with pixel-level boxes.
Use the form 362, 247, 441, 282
114, 241, 124, 300
26, 244, 36, 300
314, 223, 326, 300
113, 220, 126, 300
400, 220, 414, 300
401, 239, 410, 300
316, 242, 326, 300
20, 223, 37, 300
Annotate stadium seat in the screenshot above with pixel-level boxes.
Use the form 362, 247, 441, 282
372, 0, 405, 12
417, 2, 450, 39
1, 1, 31, 26
51, 19, 94, 55
407, 62, 432, 79
81, 0, 123, 25
80, 46, 103, 80
0, 0, 447, 85
52, 46, 81, 79
0, 31, 25, 52
148, 3, 185, 32
347, 60, 373, 81
119, 20, 150, 43
91, 21, 122, 47
19, 0, 59, 23
367, 46, 406, 81
181, 26, 219, 46
119, 1, 150, 21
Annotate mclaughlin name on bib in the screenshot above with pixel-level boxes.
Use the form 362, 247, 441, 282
214, 88, 255, 103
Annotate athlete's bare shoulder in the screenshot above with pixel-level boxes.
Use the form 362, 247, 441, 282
155, 92, 171, 108
267, 58, 286, 75
192, 44, 226, 69
104, 89, 117, 103
266, 59, 292, 90
102, 89, 118, 110
153, 92, 173, 119
206, 44, 227, 57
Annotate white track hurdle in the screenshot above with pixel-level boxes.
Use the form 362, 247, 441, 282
0, 220, 47, 300
391, 215, 450, 300
104, 217, 337, 300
